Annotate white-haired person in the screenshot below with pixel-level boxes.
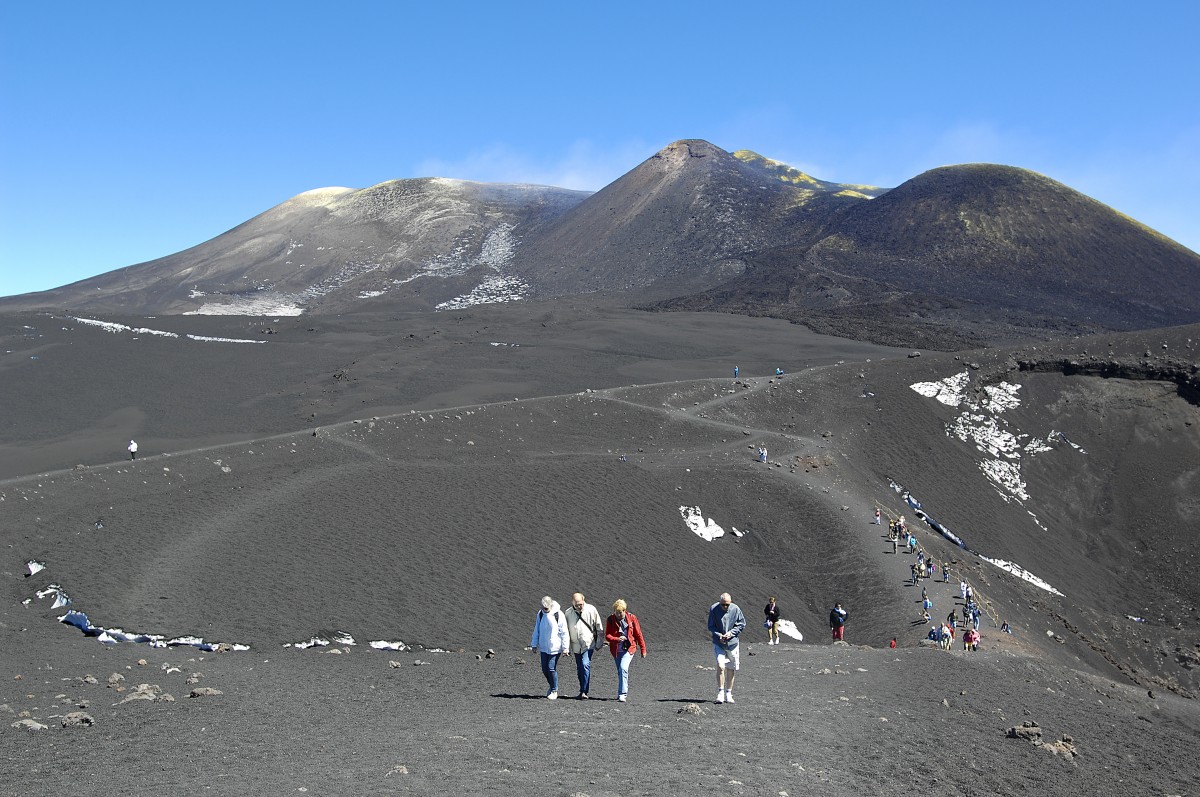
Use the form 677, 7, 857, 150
708, 592, 746, 704
604, 599, 647, 702
530, 595, 569, 699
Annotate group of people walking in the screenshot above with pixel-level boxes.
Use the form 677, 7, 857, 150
531, 592, 848, 704
530, 593, 646, 702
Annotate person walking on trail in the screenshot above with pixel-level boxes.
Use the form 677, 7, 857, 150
530, 596, 569, 700
604, 598, 647, 702
733, 365, 739, 379
708, 592, 746, 704
764, 596, 781, 645
830, 602, 848, 641
873, 508, 882, 525
127, 440, 138, 460
942, 563, 950, 582
565, 592, 605, 700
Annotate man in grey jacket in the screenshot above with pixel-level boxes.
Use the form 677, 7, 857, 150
565, 592, 605, 699
707, 592, 746, 704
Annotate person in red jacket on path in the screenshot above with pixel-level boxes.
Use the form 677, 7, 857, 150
605, 599, 647, 702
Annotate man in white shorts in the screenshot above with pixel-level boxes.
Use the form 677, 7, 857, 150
707, 592, 746, 704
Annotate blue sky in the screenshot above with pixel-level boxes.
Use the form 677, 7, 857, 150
1, 2, 1197, 297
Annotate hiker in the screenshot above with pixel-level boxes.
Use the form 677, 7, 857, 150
733, 365, 739, 378
889, 638, 897, 649
708, 592, 746, 704
565, 592, 605, 700
604, 598, 647, 703
764, 596, 781, 645
128, 439, 138, 460
829, 602, 848, 642
757, 446, 768, 463
873, 508, 882, 525
530, 596, 570, 700
964, 628, 980, 651
942, 563, 950, 582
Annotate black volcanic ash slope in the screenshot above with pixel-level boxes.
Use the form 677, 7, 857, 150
0, 180, 590, 315
657, 164, 1200, 348
509, 140, 880, 300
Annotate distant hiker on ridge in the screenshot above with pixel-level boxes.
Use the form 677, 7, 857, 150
733, 365, 739, 379
708, 592, 746, 704
127, 439, 137, 460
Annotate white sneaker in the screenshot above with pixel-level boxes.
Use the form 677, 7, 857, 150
547, 691, 558, 700
725, 692, 735, 704
617, 694, 627, 702
716, 690, 726, 704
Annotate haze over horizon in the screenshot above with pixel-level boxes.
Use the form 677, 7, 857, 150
2, 1, 1197, 298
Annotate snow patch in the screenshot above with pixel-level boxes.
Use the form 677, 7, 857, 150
981, 557, 1065, 596
679, 506, 736, 541
776, 619, 803, 641
910, 371, 971, 406
436, 274, 529, 311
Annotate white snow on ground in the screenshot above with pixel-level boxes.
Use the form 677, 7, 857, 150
289, 632, 356, 649
436, 275, 530, 311
289, 636, 331, 649
67, 316, 266, 342
981, 556, 1065, 596
36, 584, 70, 609
910, 371, 972, 406
370, 640, 410, 651
679, 506, 742, 541
978, 460, 1029, 501
776, 619, 803, 641
888, 479, 1063, 597
434, 224, 534, 310
58, 609, 249, 651
26, 560, 45, 576
185, 334, 265, 344
184, 295, 306, 316
680, 506, 724, 541
69, 317, 179, 337
912, 372, 1086, 505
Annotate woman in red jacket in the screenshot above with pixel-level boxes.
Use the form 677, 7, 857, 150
605, 599, 647, 702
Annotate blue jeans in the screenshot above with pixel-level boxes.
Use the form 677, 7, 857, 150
574, 649, 594, 695
614, 651, 633, 696
539, 652, 560, 693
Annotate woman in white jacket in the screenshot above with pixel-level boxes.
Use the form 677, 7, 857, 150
530, 595, 570, 699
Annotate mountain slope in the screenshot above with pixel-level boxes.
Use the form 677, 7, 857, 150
3, 180, 590, 315
656, 164, 1200, 347
510, 140, 879, 299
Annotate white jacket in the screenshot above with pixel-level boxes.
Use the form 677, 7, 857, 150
531, 601, 570, 655
565, 602, 605, 654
